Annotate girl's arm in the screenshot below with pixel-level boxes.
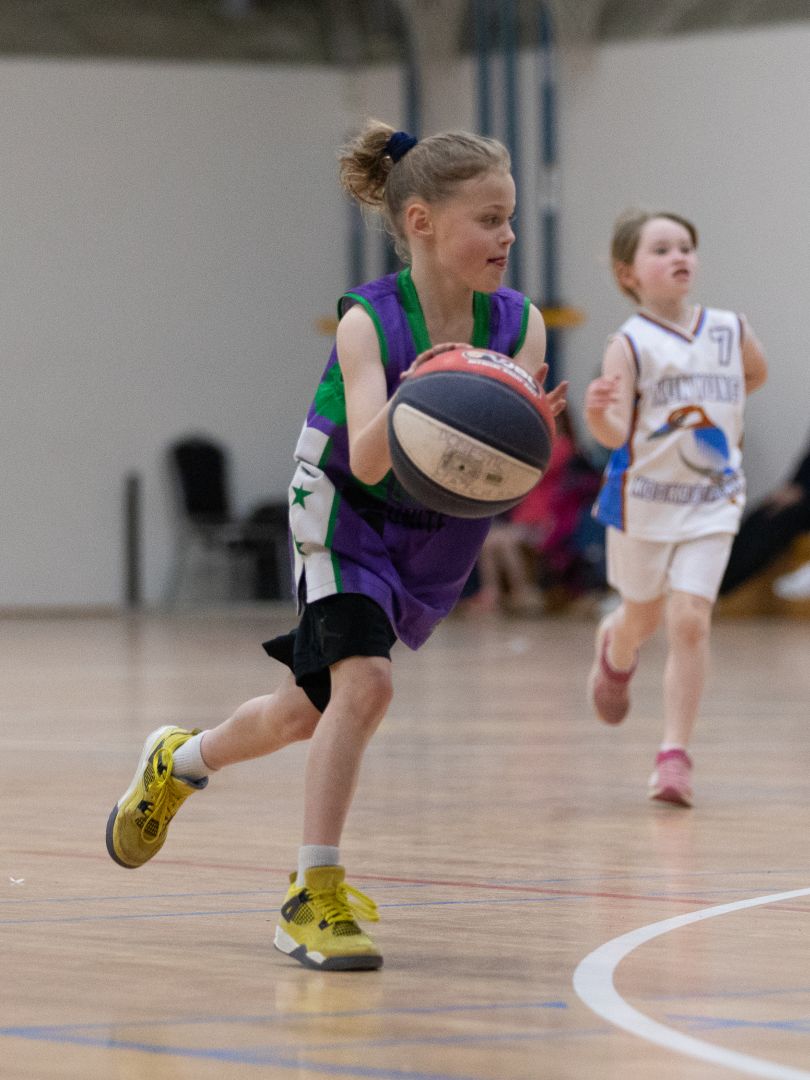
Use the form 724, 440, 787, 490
513, 304, 547, 376
741, 318, 768, 395
339, 302, 569, 486
515, 304, 568, 418
584, 336, 636, 449
336, 304, 394, 485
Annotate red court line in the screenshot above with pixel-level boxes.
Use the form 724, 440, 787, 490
11, 847, 810, 912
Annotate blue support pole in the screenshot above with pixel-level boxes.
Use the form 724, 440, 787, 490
348, 197, 364, 288
400, 4, 421, 137
384, 0, 422, 274
343, 2, 422, 286
502, 0, 522, 293
537, 2, 560, 383
474, 0, 492, 135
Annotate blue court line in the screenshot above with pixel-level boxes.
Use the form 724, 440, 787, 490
0, 1032, 503, 1080
3, 993, 565, 1028
255, 1026, 594, 1054
649, 986, 810, 1003
243, 1026, 609, 1056
0, 999, 568, 1035
667, 1014, 810, 1034
0, 1025, 611, 1078
0, 893, 581, 927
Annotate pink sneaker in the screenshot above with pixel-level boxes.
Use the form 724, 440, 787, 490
588, 621, 637, 725
649, 749, 693, 807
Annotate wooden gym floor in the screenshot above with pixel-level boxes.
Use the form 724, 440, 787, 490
2, 605, 810, 1080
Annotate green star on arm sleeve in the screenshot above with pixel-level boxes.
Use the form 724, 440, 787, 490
291, 485, 312, 507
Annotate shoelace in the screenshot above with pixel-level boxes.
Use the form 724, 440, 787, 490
140, 749, 184, 845
310, 881, 380, 925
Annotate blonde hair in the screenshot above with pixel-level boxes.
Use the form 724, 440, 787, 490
611, 209, 699, 302
338, 119, 511, 262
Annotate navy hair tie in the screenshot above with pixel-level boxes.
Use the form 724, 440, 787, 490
385, 130, 417, 163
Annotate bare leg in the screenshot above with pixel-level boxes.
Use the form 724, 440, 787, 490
662, 590, 712, 748
200, 671, 320, 769
302, 655, 393, 845
606, 595, 665, 669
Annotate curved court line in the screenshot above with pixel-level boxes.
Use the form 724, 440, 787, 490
573, 885, 810, 1080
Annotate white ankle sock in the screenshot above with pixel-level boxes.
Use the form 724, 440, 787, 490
297, 845, 340, 884
660, 742, 686, 754
171, 732, 212, 781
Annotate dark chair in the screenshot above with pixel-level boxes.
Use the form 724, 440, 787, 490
166, 435, 290, 604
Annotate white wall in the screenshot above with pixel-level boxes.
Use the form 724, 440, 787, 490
2, 20, 808, 607
558, 22, 810, 498
0, 58, 399, 607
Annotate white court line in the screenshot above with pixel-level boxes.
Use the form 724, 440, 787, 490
573, 885, 810, 1080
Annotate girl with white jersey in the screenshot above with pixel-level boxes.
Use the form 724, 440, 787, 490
584, 209, 768, 806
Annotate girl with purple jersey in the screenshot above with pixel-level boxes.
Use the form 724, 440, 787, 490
106, 119, 567, 970
585, 209, 767, 807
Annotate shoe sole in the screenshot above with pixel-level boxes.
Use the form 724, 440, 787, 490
273, 926, 383, 971
106, 725, 178, 868
649, 786, 693, 808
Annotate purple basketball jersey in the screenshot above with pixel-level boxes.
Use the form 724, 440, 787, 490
288, 267, 531, 649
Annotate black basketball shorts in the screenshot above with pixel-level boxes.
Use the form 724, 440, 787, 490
262, 593, 396, 713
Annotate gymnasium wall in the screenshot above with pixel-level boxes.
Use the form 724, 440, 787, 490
1, 18, 807, 607
0, 59, 401, 607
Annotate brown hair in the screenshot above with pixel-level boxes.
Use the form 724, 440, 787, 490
338, 119, 511, 262
611, 209, 699, 301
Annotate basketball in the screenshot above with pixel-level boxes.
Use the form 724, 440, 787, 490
387, 347, 555, 519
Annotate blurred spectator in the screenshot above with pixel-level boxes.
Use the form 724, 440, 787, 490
720, 433, 810, 595
461, 413, 604, 616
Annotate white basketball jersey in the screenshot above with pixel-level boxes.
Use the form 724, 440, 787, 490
593, 306, 747, 541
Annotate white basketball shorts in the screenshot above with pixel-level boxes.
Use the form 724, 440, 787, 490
606, 529, 735, 603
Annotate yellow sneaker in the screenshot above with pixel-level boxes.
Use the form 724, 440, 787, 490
274, 866, 382, 970
106, 726, 207, 868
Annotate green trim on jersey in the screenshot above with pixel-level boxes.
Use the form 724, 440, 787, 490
340, 293, 390, 367
471, 291, 492, 348
397, 265, 523, 353
397, 267, 431, 353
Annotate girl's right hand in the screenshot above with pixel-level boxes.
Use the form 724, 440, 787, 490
585, 374, 621, 415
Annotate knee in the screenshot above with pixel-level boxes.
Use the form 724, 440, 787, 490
286, 709, 320, 743
331, 658, 394, 725
356, 662, 394, 718
668, 605, 711, 649
271, 681, 320, 742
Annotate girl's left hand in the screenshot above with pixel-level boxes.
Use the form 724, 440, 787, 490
536, 363, 568, 418
401, 341, 471, 380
